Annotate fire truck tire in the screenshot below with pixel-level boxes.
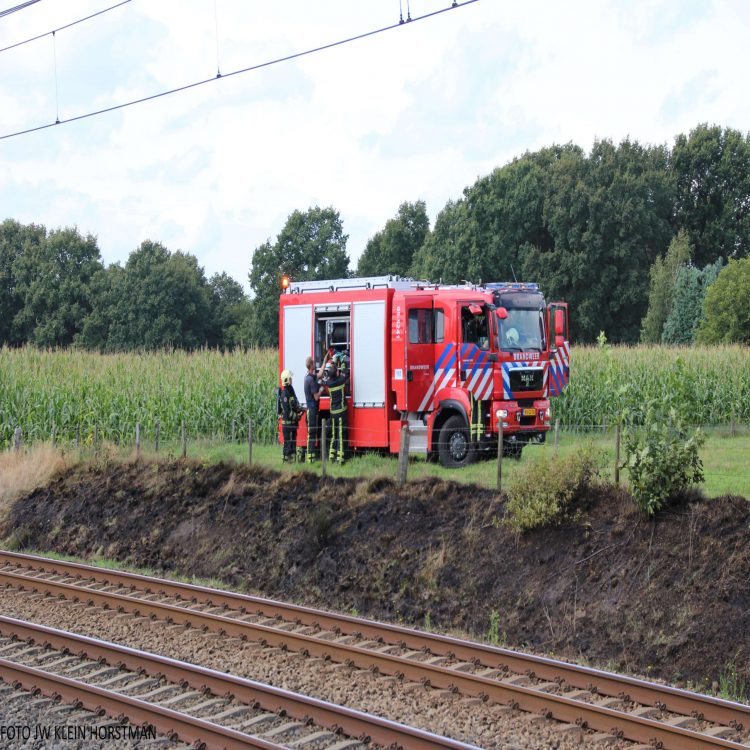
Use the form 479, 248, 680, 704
438, 415, 476, 469
503, 442, 523, 460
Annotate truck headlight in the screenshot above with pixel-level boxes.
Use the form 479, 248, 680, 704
495, 409, 507, 418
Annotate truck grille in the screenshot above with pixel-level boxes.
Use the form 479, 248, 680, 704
509, 368, 544, 392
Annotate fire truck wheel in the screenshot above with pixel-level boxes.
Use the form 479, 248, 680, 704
503, 442, 523, 460
438, 415, 476, 469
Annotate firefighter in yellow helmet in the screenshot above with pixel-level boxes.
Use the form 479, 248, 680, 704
279, 369, 302, 462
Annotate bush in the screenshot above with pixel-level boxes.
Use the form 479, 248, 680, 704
623, 408, 705, 516
504, 444, 604, 532
697, 257, 750, 344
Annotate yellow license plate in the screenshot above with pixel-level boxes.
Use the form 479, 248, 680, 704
523, 408, 536, 417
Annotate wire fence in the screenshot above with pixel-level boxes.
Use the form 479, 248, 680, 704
5, 418, 749, 498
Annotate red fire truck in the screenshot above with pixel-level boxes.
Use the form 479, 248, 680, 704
279, 275, 569, 467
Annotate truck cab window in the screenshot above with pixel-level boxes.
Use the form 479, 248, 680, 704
433, 308, 444, 343
461, 306, 490, 350
408, 308, 433, 344
499, 309, 545, 352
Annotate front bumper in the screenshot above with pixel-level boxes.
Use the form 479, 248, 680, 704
491, 399, 551, 435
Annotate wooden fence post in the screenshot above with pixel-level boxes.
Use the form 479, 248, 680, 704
614, 423, 621, 485
181, 420, 187, 459
154, 419, 160, 453
731, 410, 737, 438
554, 418, 560, 453
397, 425, 410, 485
321, 419, 328, 478
247, 419, 253, 465
75, 425, 80, 449
231, 419, 236, 443
496, 424, 503, 492
135, 423, 141, 458
13, 427, 21, 453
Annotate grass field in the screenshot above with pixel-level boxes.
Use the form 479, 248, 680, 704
123, 426, 749, 499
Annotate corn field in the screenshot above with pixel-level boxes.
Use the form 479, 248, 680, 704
1, 345, 749, 450
0, 347, 278, 449
554, 345, 750, 427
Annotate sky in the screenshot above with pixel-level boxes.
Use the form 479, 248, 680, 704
1, 0, 749, 292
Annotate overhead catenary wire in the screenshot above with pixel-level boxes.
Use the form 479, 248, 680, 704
0, 0, 481, 141
0, 0, 131, 54
0, 0, 41, 19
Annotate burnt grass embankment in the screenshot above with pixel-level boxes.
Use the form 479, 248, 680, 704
2, 459, 748, 690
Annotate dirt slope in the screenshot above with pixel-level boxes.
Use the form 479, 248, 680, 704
3, 459, 748, 690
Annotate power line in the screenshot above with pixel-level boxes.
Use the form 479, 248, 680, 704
0, 0, 131, 54
0, 0, 481, 141
0, 0, 41, 19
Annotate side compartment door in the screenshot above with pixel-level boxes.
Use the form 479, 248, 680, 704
548, 302, 570, 395
282, 303, 313, 390
405, 297, 435, 412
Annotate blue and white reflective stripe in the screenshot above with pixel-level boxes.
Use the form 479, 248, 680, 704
548, 340, 569, 396
418, 343, 455, 412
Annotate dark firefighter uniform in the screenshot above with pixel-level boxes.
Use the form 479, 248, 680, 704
327, 365, 349, 463
280, 381, 302, 461
304, 368, 321, 461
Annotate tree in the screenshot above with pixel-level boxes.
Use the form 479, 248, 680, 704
11, 226, 103, 347
207, 272, 248, 349
671, 124, 750, 266
696, 258, 750, 344
410, 199, 474, 283
523, 138, 675, 342
0, 219, 46, 345
662, 258, 723, 345
356, 201, 429, 277
411, 146, 562, 284
79, 241, 212, 351
640, 231, 692, 343
248, 206, 350, 347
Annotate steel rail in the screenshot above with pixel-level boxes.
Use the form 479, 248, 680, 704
0, 549, 746, 731
0, 657, 286, 750
0, 615, 477, 750
0, 566, 746, 749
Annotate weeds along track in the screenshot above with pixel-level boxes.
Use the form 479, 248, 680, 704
0, 615, 476, 750
1, 550, 748, 750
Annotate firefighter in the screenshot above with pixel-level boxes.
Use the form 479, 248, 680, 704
325, 359, 349, 463
303, 355, 328, 461
279, 369, 302, 462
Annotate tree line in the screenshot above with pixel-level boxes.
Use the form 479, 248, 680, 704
1, 123, 748, 351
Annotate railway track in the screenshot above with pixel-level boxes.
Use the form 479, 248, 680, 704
1, 549, 748, 749
0, 615, 478, 750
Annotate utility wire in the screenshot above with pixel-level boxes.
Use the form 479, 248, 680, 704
0, 0, 131, 54
0, 0, 480, 141
0, 0, 41, 19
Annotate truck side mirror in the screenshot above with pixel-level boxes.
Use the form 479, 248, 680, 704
496, 307, 508, 320
554, 309, 564, 336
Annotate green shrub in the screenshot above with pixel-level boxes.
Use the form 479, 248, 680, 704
623, 408, 705, 516
504, 444, 604, 532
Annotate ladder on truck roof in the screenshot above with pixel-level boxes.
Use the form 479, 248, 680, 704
284, 275, 420, 294
283, 276, 541, 295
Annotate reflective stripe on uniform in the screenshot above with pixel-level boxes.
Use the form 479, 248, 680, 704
329, 384, 347, 414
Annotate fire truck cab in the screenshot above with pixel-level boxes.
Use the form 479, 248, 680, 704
280, 275, 569, 467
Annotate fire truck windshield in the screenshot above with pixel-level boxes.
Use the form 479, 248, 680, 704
498, 308, 546, 352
